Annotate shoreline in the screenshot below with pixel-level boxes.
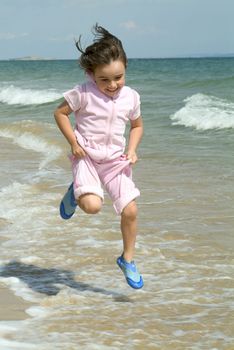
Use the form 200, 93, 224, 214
0, 284, 32, 321
0, 233, 32, 322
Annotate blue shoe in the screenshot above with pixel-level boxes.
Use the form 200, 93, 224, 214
60, 182, 77, 220
117, 255, 144, 289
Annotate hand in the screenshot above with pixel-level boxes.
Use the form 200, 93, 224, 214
71, 142, 86, 158
127, 151, 138, 164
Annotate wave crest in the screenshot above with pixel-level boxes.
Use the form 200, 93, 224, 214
0, 125, 62, 169
0, 85, 61, 105
170, 93, 234, 130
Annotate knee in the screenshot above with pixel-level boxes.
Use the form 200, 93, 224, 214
122, 201, 138, 221
78, 194, 102, 214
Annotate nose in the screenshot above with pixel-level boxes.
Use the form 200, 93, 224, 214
108, 80, 117, 89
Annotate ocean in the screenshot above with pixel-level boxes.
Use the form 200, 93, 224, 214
0, 58, 233, 349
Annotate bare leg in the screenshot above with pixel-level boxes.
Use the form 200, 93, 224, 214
78, 194, 102, 214
120, 200, 138, 262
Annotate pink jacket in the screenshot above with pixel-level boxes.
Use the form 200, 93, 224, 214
64, 80, 141, 161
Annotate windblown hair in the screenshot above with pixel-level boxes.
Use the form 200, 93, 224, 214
75, 24, 127, 72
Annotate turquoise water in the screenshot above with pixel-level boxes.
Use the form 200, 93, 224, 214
0, 58, 233, 349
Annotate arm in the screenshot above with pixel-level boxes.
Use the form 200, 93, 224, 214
127, 116, 143, 164
54, 100, 86, 158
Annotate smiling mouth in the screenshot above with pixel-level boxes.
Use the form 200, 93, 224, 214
106, 88, 118, 93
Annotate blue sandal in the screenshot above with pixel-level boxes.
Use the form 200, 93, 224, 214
117, 255, 144, 289
60, 182, 77, 219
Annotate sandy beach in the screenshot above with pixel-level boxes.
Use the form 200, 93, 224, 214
0, 232, 31, 322
0, 230, 31, 322
0, 284, 31, 321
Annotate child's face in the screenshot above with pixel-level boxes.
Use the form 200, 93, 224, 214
92, 60, 125, 98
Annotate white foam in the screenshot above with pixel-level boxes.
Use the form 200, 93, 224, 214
0, 128, 61, 168
0, 276, 40, 303
0, 323, 20, 336
0, 181, 51, 229
0, 85, 61, 105
0, 182, 30, 221
170, 93, 234, 130
0, 338, 38, 350
19, 256, 43, 264
26, 306, 52, 318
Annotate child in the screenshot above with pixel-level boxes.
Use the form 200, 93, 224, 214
54, 24, 143, 289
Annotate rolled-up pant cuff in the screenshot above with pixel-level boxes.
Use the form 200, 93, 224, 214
113, 189, 140, 215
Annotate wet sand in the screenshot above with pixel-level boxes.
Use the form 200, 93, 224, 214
0, 230, 31, 322
0, 284, 31, 321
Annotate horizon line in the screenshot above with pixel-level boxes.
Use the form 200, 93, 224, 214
1, 53, 234, 61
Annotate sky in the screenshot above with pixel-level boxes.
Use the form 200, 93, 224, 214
0, 0, 233, 60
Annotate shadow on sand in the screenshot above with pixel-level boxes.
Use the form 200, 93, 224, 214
0, 260, 132, 303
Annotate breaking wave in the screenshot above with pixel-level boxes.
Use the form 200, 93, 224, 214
0, 85, 61, 105
170, 93, 234, 130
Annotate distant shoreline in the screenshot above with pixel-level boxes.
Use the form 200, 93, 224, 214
8, 56, 55, 61
2, 54, 234, 61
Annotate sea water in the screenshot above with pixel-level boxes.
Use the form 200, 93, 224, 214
0, 58, 233, 349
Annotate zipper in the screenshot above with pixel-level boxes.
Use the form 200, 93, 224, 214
105, 98, 116, 158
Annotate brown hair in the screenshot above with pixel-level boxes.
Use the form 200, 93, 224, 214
75, 24, 127, 72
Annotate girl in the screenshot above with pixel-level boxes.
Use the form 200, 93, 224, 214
54, 24, 143, 289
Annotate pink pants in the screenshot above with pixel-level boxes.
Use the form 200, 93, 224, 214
70, 154, 140, 215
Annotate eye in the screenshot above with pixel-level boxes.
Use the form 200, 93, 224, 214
115, 75, 123, 81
